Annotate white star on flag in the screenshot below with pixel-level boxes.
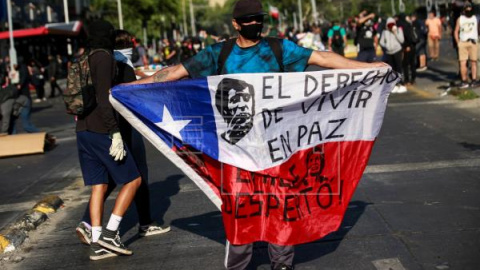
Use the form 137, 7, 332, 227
154, 105, 191, 140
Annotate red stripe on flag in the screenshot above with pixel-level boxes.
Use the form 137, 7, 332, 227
174, 140, 375, 245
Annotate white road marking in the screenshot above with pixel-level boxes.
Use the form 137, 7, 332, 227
388, 100, 457, 107
372, 258, 407, 270
365, 158, 480, 174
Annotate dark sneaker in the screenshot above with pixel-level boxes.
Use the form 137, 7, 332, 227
272, 264, 294, 270
470, 80, 479, 87
459, 82, 470, 89
98, 229, 132, 255
89, 242, 117, 261
139, 222, 171, 237
76, 222, 91, 245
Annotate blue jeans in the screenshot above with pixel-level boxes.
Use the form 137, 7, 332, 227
12, 97, 40, 134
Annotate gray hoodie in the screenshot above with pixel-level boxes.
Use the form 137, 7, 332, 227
380, 17, 404, 55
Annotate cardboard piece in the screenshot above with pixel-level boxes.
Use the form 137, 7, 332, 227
0, 132, 46, 158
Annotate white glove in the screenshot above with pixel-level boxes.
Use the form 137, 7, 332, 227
109, 132, 127, 161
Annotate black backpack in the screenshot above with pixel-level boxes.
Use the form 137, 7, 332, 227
332, 28, 344, 48
217, 37, 283, 75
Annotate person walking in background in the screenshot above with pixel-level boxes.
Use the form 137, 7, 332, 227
11, 58, 40, 133
454, 2, 478, 88
355, 12, 378, 63
76, 29, 171, 248
380, 17, 406, 93
29, 59, 46, 103
47, 55, 63, 98
412, 13, 428, 71
397, 13, 417, 85
132, 38, 149, 68
328, 21, 347, 56
425, 11, 443, 61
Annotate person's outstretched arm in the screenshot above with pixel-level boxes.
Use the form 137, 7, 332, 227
126, 64, 189, 85
308, 50, 387, 69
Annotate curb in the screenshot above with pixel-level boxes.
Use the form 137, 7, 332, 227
0, 195, 63, 253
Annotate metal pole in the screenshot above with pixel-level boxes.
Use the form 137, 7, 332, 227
293, 12, 298, 31
63, 0, 69, 23
297, 0, 303, 32
391, 0, 396, 16
189, 0, 196, 36
6, 0, 17, 70
311, 0, 318, 25
63, 0, 72, 55
117, 0, 123, 30
183, 0, 188, 36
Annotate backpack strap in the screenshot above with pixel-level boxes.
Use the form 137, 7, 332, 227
217, 38, 237, 75
265, 37, 284, 72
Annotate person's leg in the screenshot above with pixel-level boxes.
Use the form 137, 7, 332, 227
410, 47, 417, 83
471, 60, 477, 81
49, 81, 56, 98
225, 241, 253, 270
1, 99, 14, 134
128, 129, 152, 226
90, 184, 108, 229
402, 50, 410, 83
393, 51, 403, 76
20, 98, 40, 133
81, 180, 117, 225
434, 39, 440, 59
470, 43, 478, 81
54, 80, 63, 96
268, 244, 295, 269
368, 48, 376, 63
356, 50, 367, 62
111, 176, 142, 218
460, 60, 468, 82
427, 36, 434, 59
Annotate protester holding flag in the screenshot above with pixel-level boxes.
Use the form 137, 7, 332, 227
122, 0, 387, 269
76, 20, 142, 260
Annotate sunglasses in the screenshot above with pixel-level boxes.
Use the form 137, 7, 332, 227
236, 15, 264, 24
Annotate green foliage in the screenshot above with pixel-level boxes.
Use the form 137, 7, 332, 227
450, 88, 479, 100
89, 0, 181, 40
86, 0, 420, 42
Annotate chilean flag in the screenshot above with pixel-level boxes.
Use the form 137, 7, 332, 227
110, 67, 399, 245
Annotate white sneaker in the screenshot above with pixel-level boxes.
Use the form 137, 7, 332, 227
33, 98, 42, 103
138, 222, 171, 237
398, 85, 407, 93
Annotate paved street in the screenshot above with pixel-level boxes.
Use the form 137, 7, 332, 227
1, 41, 480, 270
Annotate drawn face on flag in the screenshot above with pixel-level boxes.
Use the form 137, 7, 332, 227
215, 78, 255, 145
307, 146, 325, 176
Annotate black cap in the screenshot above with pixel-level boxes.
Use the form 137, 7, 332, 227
233, 0, 266, 19
464, 1, 472, 9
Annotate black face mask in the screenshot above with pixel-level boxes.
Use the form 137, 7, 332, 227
465, 10, 473, 17
238, 23, 264, 40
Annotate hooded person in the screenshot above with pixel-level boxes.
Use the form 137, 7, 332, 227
380, 17, 406, 93
76, 29, 171, 252
74, 20, 143, 261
